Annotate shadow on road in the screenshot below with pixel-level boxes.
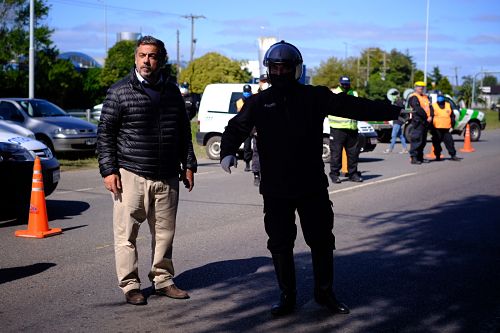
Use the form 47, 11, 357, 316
47, 199, 90, 221
92, 195, 500, 332
0, 263, 56, 284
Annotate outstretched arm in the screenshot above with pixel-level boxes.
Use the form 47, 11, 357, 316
321, 87, 401, 121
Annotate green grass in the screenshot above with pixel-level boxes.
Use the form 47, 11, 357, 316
191, 119, 207, 159
484, 109, 500, 130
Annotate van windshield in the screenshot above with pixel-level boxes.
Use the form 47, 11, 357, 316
19, 100, 68, 117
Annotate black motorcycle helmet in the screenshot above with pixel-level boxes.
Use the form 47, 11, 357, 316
263, 40, 303, 83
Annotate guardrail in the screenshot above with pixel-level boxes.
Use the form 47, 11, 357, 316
66, 109, 93, 122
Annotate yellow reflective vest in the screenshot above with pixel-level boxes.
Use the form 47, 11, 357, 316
328, 87, 358, 130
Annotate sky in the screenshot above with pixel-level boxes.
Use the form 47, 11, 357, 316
44, 0, 500, 84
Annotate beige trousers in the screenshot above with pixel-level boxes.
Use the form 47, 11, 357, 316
113, 168, 179, 294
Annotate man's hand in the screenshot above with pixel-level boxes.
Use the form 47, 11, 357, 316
103, 174, 121, 197
221, 155, 238, 174
181, 169, 194, 192
427, 116, 432, 123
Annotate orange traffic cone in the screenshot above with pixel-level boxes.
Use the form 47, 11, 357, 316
425, 145, 443, 159
15, 157, 62, 238
341, 148, 348, 175
460, 124, 475, 153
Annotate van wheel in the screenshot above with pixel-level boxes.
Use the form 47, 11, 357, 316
322, 137, 331, 163
467, 122, 481, 141
205, 136, 222, 160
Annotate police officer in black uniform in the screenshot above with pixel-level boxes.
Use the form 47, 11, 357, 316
220, 41, 401, 317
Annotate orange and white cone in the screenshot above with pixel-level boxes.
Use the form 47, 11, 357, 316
460, 124, 475, 153
425, 145, 443, 159
15, 157, 62, 238
341, 148, 348, 176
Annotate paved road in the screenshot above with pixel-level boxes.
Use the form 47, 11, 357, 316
1, 130, 500, 333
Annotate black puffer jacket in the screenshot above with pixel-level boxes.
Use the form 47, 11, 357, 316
97, 69, 197, 180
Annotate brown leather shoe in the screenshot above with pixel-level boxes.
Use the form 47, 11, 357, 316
155, 284, 190, 299
125, 289, 146, 305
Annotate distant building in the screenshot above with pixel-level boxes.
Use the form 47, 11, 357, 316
116, 32, 141, 43
58, 52, 102, 70
480, 85, 500, 108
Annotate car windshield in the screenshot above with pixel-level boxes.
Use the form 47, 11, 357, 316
19, 100, 68, 117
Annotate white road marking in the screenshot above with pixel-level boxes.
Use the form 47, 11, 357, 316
329, 173, 418, 195
55, 187, 97, 195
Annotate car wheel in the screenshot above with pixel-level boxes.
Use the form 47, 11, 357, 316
205, 136, 222, 160
322, 137, 331, 163
467, 122, 481, 141
377, 130, 391, 143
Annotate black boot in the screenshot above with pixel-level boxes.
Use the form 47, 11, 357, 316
410, 156, 422, 165
270, 252, 296, 316
311, 249, 350, 314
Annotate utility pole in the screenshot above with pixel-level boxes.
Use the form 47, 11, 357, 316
182, 14, 206, 62
453, 66, 459, 87
424, 0, 430, 85
176, 29, 180, 76
28, 0, 34, 98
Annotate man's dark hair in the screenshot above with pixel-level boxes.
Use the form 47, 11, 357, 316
136, 35, 167, 64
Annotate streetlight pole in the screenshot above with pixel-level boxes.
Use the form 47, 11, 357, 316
423, 0, 430, 85
28, 0, 35, 98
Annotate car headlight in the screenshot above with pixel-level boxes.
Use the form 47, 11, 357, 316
0, 142, 35, 162
54, 128, 79, 135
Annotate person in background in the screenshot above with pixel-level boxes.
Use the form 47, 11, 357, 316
384, 89, 408, 154
328, 76, 363, 183
408, 81, 432, 164
252, 74, 270, 186
236, 84, 254, 172
179, 82, 199, 120
430, 91, 461, 161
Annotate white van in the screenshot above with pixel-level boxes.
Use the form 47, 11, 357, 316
196, 83, 378, 161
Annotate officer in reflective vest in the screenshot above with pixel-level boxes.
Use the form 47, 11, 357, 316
328, 76, 362, 183
430, 92, 461, 161
408, 81, 432, 164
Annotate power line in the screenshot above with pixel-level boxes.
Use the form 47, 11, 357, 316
50, 0, 182, 17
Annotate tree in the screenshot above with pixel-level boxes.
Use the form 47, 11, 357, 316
100, 40, 136, 87
312, 56, 356, 89
436, 77, 453, 95
179, 53, 252, 94
482, 75, 498, 87
0, 0, 53, 67
456, 75, 482, 108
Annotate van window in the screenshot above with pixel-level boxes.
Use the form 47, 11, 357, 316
228, 92, 244, 114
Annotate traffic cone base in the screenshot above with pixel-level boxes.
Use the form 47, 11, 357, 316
15, 228, 62, 239
15, 157, 62, 239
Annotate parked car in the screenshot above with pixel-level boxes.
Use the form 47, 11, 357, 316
0, 120, 35, 139
196, 83, 378, 161
0, 98, 97, 154
0, 130, 60, 221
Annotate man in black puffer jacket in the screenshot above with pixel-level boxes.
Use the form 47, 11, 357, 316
97, 36, 197, 306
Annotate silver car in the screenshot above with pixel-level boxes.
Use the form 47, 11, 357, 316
0, 98, 97, 153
